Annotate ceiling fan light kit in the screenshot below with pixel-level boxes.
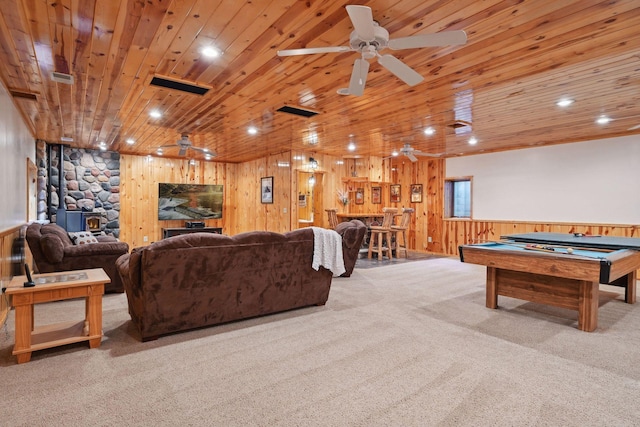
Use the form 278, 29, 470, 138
158, 133, 215, 159
277, 5, 467, 96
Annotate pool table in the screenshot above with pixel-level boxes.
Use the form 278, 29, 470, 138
459, 242, 640, 331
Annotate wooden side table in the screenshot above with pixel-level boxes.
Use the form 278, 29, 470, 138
6, 268, 109, 364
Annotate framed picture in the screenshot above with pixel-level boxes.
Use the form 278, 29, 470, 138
355, 188, 364, 204
371, 186, 381, 204
410, 184, 423, 203
390, 184, 401, 203
261, 176, 273, 204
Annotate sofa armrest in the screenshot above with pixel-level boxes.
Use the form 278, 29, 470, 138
63, 241, 129, 257
40, 234, 65, 263
96, 235, 118, 243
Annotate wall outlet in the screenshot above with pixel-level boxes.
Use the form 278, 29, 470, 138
283, 208, 287, 213
427, 236, 433, 243
143, 236, 148, 242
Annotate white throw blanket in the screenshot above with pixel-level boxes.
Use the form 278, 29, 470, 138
311, 227, 346, 276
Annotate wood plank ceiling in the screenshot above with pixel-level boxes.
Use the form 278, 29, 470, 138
0, 0, 638, 163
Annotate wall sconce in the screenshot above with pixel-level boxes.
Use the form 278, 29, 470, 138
308, 174, 316, 186
309, 157, 318, 169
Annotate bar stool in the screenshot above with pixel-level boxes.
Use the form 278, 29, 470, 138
325, 208, 339, 229
390, 208, 414, 258
368, 207, 398, 260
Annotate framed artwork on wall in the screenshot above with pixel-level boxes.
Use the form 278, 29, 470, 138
355, 188, 364, 204
410, 184, 423, 203
390, 184, 401, 203
371, 186, 381, 204
261, 176, 273, 204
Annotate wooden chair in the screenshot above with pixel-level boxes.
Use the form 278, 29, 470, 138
368, 207, 398, 260
391, 208, 414, 258
325, 208, 339, 229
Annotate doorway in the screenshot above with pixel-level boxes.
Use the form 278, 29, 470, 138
297, 171, 323, 228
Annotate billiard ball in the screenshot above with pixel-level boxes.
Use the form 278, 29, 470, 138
566, 247, 574, 254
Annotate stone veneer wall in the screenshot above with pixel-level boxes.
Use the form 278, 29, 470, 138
36, 141, 121, 237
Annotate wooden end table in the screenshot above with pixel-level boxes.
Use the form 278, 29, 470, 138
6, 268, 110, 363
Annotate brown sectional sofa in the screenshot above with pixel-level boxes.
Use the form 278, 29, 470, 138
116, 220, 366, 341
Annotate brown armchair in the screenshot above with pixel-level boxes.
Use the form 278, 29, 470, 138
25, 222, 129, 293
335, 219, 367, 277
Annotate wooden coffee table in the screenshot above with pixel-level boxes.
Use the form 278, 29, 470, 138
6, 268, 110, 363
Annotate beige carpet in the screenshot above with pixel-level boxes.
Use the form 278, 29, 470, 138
2, 258, 640, 426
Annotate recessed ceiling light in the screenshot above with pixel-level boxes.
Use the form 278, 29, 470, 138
424, 126, 436, 136
596, 115, 611, 125
347, 142, 356, 151
247, 126, 258, 135
556, 98, 574, 107
468, 136, 478, 145
201, 46, 220, 58
156, 148, 163, 155
149, 110, 162, 119
126, 138, 135, 145
336, 160, 344, 165
391, 150, 399, 157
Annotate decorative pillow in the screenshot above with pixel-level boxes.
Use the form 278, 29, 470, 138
68, 231, 99, 245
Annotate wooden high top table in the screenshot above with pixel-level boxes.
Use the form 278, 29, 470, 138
6, 268, 109, 363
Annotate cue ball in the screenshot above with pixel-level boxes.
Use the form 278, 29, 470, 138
567, 247, 574, 254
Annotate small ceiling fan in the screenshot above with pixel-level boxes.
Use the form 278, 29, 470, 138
159, 133, 214, 157
386, 143, 444, 162
277, 5, 467, 96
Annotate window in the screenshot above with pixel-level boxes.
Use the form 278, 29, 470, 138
445, 177, 472, 218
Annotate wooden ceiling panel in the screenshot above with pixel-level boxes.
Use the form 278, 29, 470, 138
0, 0, 637, 162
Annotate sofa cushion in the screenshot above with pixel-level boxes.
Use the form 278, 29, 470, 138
68, 231, 99, 245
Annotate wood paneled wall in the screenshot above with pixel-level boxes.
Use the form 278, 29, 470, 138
384, 157, 446, 253
119, 155, 235, 247
119, 151, 351, 248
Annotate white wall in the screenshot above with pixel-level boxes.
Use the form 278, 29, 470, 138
446, 135, 640, 224
0, 83, 35, 231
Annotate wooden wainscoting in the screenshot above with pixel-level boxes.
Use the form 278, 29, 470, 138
442, 220, 640, 256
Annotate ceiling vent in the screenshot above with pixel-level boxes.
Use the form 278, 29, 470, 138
276, 105, 319, 118
51, 72, 74, 85
9, 89, 38, 101
150, 75, 210, 95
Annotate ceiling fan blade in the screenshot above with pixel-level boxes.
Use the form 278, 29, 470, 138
191, 146, 211, 154
348, 58, 370, 96
346, 5, 375, 41
388, 30, 468, 50
415, 151, 443, 158
628, 123, 640, 131
406, 152, 418, 162
378, 54, 424, 86
178, 147, 187, 156
277, 46, 351, 57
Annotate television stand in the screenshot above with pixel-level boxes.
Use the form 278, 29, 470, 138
162, 227, 222, 239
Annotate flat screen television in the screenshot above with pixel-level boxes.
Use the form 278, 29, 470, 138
158, 183, 223, 220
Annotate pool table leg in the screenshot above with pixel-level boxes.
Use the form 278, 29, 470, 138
486, 267, 498, 309
624, 271, 636, 304
578, 280, 599, 332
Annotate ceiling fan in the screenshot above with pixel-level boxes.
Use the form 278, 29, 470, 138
386, 143, 444, 162
159, 133, 214, 157
277, 5, 467, 96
